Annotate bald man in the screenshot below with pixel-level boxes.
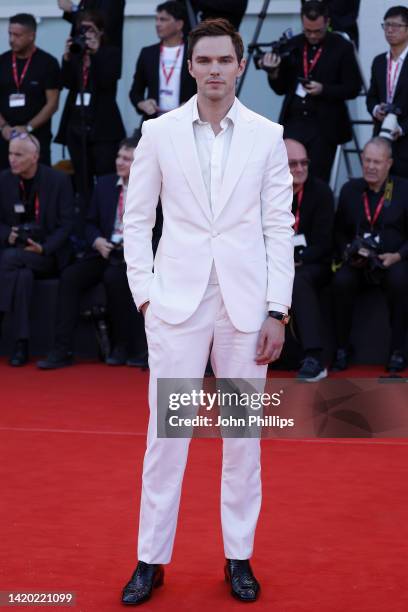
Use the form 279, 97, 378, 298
0, 134, 74, 365
285, 138, 334, 380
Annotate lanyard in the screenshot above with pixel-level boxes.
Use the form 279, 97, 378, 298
160, 44, 182, 86
117, 187, 125, 222
363, 192, 385, 230
303, 44, 322, 79
82, 56, 90, 89
12, 49, 36, 92
19, 180, 40, 223
293, 187, 304, 234
386, 55, 401, 103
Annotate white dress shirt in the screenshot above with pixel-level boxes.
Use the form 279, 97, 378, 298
159, 44, 184, 114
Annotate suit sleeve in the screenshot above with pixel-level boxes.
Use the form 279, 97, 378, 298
366, 57, 382, 116
42, 174, 74, 256
300, 184, 335, 264
261, 127, 295, 310
124, 121, 162, 309
129, 49, 148, 114
333, 183, 352, 261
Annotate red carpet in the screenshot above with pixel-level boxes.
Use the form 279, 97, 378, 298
1, 360, 408, 611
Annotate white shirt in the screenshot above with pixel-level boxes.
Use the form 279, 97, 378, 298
192, 97, 287, 313
386, 44, 408, 103
158, 44, 184, 114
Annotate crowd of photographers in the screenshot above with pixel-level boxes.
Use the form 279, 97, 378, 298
0, 0, 407, 381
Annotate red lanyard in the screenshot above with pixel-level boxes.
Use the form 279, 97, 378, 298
19, 180, 40, 223
82, 56, 90, 89
293, 188, 304, 234
160, 44, 182, 86
387, 55, 401, 103
303, 44, 322, 79
12, 49, 36, 92
117, 187, 124, 222
363, 192, 385, 230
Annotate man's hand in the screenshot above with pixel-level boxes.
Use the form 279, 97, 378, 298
141, 302, 150, 317
304, 80, 323, 96
378, 252, 401, 267
12, 125, 27, 135
373, 103, 387, 122
25, 239, 43, 254
259, 52, 281, 75
1, 125, 12, 141
64, 37, 73, 61
391, 125, 403, 140
58, 0, 74, 11
137, 99, 159, 116
8, 226, 19, 245
94, 237, 113, 259
255, 317, 285, 365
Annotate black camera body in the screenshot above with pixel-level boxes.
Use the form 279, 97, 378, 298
70, 26, 89, 55
15, 223, 45, 248
343, 235, 385, 270
251, 29, 294, 70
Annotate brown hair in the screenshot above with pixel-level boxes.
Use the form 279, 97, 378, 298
187, 18, 244, 63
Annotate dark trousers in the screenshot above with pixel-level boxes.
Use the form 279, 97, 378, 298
65, 123, 119, 205
54, 256, 146, 355
284, 118, 338, 182
0, 133, 51, 171
332, 260, 408, 352
0, 248, 57, 339
291, 263, 332, 353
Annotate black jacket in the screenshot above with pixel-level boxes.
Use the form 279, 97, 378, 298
334, 176, 408, 260
129, 43, 197, 122
327, 0, 361, 46
293, 177, 335, 265
190, 0, 248, 30
268, 32, 362, 144
55, 45, 125, 144
367, 52, 408, 162
63, 0, 125, 52
0, 165, 74, 269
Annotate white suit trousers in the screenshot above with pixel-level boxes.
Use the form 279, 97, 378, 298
138, 282, 268, 563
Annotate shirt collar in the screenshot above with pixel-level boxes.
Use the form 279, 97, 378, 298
116, 176, 128, 188
388, 44, 408, 63
192, 96, 238, 129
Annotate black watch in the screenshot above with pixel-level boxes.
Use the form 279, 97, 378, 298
268, 310, 290, 325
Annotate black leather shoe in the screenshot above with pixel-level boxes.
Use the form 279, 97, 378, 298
37, 348, 73, 370
126, 353, 148, 369
106, 345, 127, 366
224, 559, 260, 602
121, 562, 164, 605
387, 350, 406, 373
9, 339, 28, 367
331, 348, 349, 372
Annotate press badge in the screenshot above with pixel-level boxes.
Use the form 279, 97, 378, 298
14, 203, 25, 214
9, 93, 26, 107
363, 232, 380, 243
293, 233, 307, 247
295, 83, 308, 98
75, 92, 91, 106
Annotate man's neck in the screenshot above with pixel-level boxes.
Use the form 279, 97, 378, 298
367, 179, 386, 193
197, 92, 235, 135
20, 165, 37, 180
161, 35, 183, 48
14, 44, 35, 59
293, 183, 303, 195
390, 41, 408, 60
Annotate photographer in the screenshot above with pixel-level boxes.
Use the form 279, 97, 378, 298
326, 0, 361, 47
0, 13, 60, 170
285, 138, 334, 382
55, 10, 125, 205
0, 134, 74, 366
261, 0, 361, 182
38, 137, 162, 370
178, 0, 248, 30
332, 137, 408, 373
366, 6, 408, 179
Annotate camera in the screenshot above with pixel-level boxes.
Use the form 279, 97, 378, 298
379, 103, 402, 140
250, 29, 294, 70
343, 235, 385, 271
70, 25, 91, 55
15, 223, 45, 248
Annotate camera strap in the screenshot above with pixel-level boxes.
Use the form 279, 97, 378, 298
303, 44, 322, 79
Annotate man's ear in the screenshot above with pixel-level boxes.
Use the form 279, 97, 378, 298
187, 59, 194, 78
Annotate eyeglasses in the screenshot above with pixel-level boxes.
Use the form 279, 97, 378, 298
288, 159, 310, 169
381, 22, 408, 31
10, 130, 40, 152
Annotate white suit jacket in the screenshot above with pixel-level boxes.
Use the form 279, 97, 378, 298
124, 95, 294, 333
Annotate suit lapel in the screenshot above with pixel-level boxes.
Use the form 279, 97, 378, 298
394, 53, 408, 103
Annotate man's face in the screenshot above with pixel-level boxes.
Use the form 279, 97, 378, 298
155, 10, 183, 41
9, 137, 39, 176
116, 146, 135, 180
285, 139, 309, 187
302, 16, 329, 46
9, 23, 35, 54
188, 36, 245, 102
362, 143, 393, 186
383, 15, 408, 47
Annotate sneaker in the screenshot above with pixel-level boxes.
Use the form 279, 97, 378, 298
297, 356, 328, 382
37, 348, 73, 370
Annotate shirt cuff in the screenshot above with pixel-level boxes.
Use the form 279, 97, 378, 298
267, 302, 288, 315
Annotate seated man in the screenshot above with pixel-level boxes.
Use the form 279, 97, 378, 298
285, 138, 334, 381
332, 136, 408, 373
38, 137, 161, 369
0, 134, 74, 365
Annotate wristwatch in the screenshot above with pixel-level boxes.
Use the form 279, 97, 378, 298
268, 311, 291, 325
26, 124, 34, 133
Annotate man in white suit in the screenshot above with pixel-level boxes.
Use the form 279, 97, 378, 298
122, 18, 294, 605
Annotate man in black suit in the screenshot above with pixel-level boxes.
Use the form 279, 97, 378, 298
37, 137, 161, 370
129, 1, 196, 123
332, 137, 408, 373
261, 0, 361, 182
285, 138, 334, 381
367, 6, 408, 179
325, 0, 361, 47
0, 134, 74, 366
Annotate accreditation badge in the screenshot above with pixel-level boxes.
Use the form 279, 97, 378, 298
9, 93, 26, 108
